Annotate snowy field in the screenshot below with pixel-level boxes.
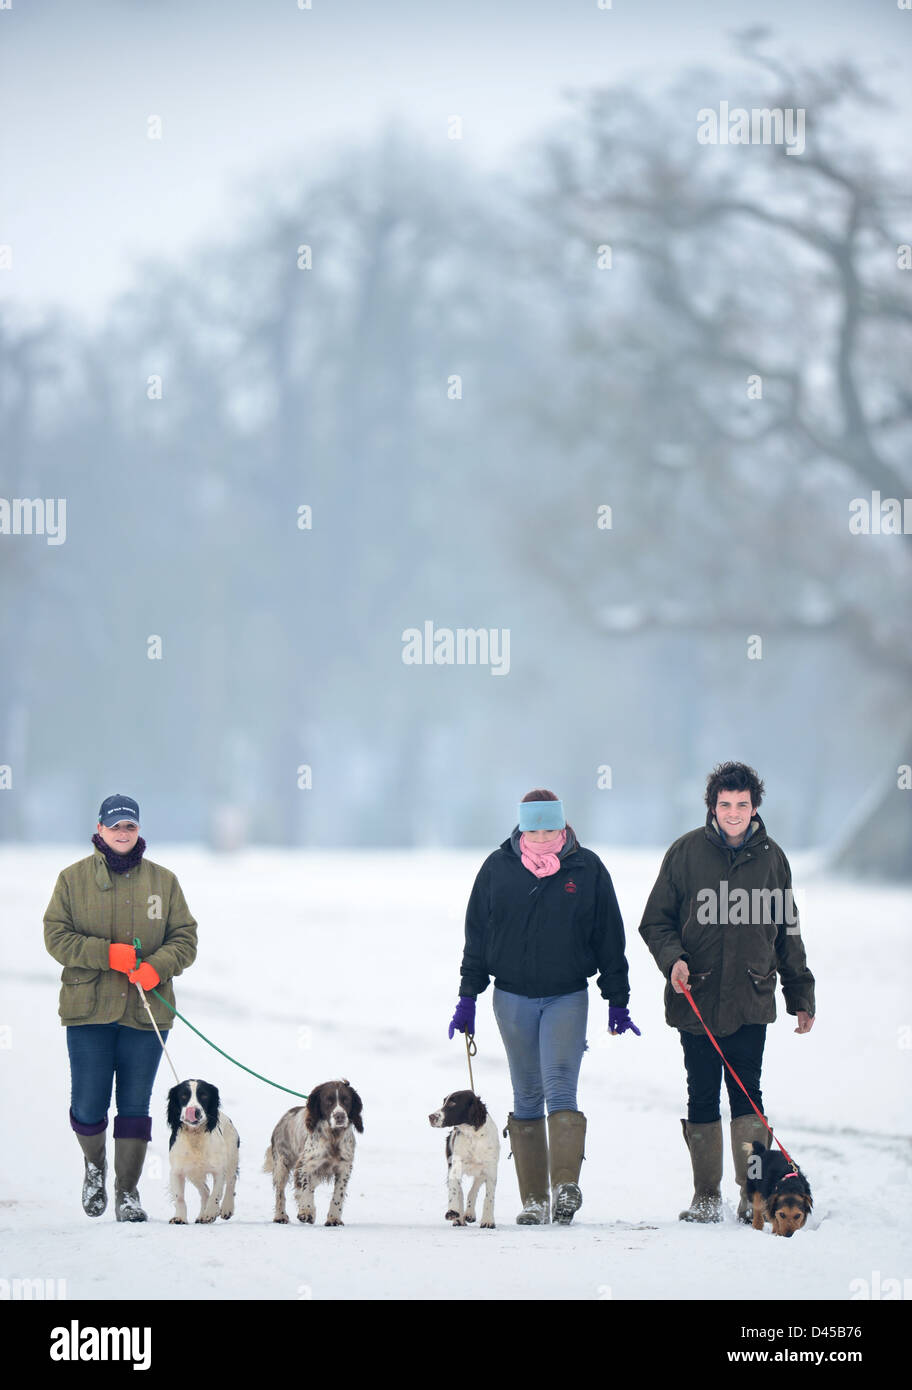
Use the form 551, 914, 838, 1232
2, 845, 910, 1302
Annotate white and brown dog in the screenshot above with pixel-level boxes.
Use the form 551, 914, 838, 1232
264, 1079, 363, 1226
166, 1080, 239, 1224
428, 1090, 499, 1229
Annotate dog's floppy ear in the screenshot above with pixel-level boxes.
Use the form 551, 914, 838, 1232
467, 1094, 487, 1129
349, 1088, 364, 1134
205, 1083, 220, 1132
166, 1085, 182, 1147
304, 1084, 323, 1133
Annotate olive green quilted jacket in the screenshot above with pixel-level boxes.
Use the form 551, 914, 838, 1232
43, 848, 197, 1030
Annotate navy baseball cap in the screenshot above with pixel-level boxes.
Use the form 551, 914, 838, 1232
98, 794, 140, 827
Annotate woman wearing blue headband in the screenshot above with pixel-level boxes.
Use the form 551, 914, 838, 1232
449, 788, 639, 1224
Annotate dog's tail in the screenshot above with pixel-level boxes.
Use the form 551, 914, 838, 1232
262, 1146, 274, 1174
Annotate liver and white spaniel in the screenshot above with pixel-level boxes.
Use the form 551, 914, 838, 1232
428, 1090, 499, 1228
264, 1079, 363, 1226
166, 1079, 239, 1224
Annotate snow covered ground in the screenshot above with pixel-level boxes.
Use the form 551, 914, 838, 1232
2, 845, 910, 1302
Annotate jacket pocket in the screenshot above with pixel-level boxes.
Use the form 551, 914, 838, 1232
746, 964, 777, 994
667, 967, 711, 1031
58, 966, 100, 1022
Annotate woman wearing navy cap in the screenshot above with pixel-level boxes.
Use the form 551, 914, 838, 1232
449, 788, 639, 1225
43, 795, 197, 1221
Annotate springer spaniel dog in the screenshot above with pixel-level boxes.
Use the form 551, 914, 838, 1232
166, 1080, 239, 1224
264, 1079, 363, 1226
428, 1090, 499, 1228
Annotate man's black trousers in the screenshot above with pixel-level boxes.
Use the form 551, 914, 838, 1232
679, 1023, 766, 1122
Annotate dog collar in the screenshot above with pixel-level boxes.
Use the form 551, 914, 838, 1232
781, 1170, 801, 1181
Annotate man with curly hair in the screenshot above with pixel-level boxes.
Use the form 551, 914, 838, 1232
639, 762, 815, 1224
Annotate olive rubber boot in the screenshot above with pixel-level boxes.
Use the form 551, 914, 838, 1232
114, 1138, 149, 1222
731, 1113, 772, 1223
505, 1114, 550, 1224
75, 1130, 108, 1217
547, 1110, 586, 1225
679, 1119, 723, 1222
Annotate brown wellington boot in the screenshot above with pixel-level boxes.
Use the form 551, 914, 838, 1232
75, 1130, 108, 1217
547, 1110, 587, 1225
114, 1138, 149, 1222
679, 1119, 723, 1222
731, 1113, 772, 1223
505, 1114, 550, 1224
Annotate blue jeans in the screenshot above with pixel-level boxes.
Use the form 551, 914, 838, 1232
492, 987, 588, 1119
67, 1023, 169, 1129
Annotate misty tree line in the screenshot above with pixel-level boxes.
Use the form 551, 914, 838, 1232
1, 41, 909, 873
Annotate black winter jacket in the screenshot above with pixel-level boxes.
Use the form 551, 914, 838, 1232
458, 828, 630, 1004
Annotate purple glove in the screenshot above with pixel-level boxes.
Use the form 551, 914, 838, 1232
608, 1005, 641, 1036
448, 996, 476, 1040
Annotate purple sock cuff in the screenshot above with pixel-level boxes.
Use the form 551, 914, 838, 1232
113, 1115, 152, 1141
70, 1108, 108, 1136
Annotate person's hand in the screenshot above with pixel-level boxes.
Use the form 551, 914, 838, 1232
670, 959, 690, 994
448, 996, 476, 1040
608, 1005, 641, 1036
128, 962, 160, 990
109, 943, 137, 973
794, 1011, 815, 1034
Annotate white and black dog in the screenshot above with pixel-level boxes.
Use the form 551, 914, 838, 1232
428, 1090, 499, 1229
264, 1079, 364, 1226
166, 1080, 239, 1225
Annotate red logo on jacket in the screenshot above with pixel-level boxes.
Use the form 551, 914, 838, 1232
564, 880, 578, 894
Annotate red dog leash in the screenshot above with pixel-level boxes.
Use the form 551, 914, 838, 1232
680, 983, 798, 1171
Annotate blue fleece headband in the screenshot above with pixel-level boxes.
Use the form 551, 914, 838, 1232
518, 800, 565, 831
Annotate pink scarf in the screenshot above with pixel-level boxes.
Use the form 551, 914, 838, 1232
520, 828, 566, 877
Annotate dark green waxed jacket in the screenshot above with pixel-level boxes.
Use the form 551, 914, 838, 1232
43, 848, 197, 1031
638, 813, 815, 1037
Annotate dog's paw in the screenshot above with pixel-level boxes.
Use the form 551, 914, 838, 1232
481, 1221, 496, 1229
325, 1216, 344, 1227
273, 1213, 290, 1224
297, 1212, 315, 1224
444, 1209, 460, 1221
451, 1216, 466, 1227
220, 1209, 233, 1220
196, 1214, 216, 1224
464, 1212, 476, 1223
168, 1217, 187, 1225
